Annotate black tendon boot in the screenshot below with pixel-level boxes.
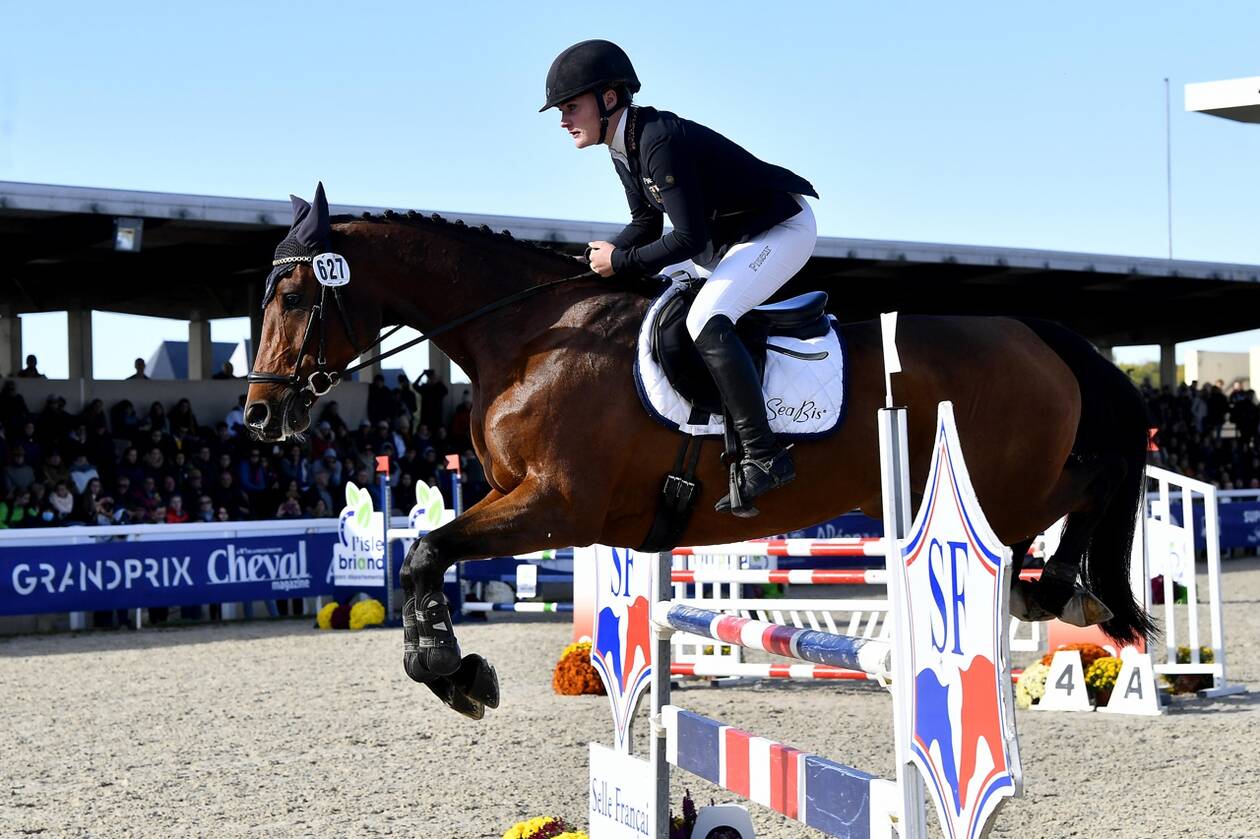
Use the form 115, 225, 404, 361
693, 316, 795, 516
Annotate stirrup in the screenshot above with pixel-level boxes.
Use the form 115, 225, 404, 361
715, 446, 795, 517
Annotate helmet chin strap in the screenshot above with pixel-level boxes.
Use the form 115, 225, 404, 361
595, 88, 617, 144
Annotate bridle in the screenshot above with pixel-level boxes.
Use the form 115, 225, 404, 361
246, 254, 595, 408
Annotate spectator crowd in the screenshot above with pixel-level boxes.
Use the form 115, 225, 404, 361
0, 369, 490, 529
10, 357, 1260, 534
1143, 379, 1260, 491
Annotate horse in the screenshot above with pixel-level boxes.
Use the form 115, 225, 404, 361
245, 185, 1154, 719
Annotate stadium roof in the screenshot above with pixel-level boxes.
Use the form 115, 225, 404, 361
4, 179, 1260, 347
1186, 76, 1260, 123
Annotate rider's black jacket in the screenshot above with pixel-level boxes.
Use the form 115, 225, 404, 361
609, 106, 818, 275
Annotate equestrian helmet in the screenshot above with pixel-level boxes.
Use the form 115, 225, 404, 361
539, 40, 640, 112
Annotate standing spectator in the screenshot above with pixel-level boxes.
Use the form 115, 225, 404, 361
15, 354, 43, 378
0, 380, 29, 432
1207, 382, 1229, 439
127, 358, 149, 380
395, 373, 418, 424
225, 394, 246, 436
37, 396, 72, 448
461, 448, 490, 505
318, 401, 347, 435
211, 361, 236, 380
451, 389, 473, 450
367, 374, 394, 425
415, 369, 448, 431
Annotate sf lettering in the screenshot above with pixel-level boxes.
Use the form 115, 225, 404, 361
927, 539, 969, 656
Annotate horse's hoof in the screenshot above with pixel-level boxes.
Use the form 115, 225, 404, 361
424, 677, 487, 721
453, 654, 500, 710
1058, 588, 1115, 628
422, 655, 500, 720
1010, 580, 1055, 622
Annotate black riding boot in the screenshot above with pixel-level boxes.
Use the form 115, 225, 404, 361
694, 316, 795, 517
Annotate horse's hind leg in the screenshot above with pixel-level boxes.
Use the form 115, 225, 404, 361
1010, 457, 1122, 628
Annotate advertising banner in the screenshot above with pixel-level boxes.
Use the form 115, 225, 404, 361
1, 532, 339, 615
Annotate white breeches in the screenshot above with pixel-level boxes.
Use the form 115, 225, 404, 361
673, 194, 818, 340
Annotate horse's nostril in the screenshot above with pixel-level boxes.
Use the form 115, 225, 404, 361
245, 402, 270, 427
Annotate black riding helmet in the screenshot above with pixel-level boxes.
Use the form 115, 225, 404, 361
540, 40, 640, 143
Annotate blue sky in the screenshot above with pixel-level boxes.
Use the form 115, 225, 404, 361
3, 1, 1259, 377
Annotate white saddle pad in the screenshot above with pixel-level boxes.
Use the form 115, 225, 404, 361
633, 282, 848, 438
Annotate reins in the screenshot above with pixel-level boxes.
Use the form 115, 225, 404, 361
247, 265, 596, 404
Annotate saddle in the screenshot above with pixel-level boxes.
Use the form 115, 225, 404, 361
651, 281, 831, 416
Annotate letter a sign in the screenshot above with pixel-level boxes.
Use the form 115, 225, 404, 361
896, 403, 1024, 839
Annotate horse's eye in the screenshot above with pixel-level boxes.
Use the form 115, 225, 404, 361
282, 293, 302, 310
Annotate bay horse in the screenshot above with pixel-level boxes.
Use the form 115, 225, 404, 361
246, 186, 1153, 719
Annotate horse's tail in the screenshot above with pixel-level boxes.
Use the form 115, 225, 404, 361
1021, 318, 1157, 645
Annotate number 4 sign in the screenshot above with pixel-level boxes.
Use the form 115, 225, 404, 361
1035, 651, 1094, 712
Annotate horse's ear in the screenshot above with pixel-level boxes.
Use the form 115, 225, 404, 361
313, 181, 331, 240
292, 182, 331, 248
288, 194, 312, 231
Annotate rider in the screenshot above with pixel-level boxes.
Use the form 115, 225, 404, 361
541, 40, 819, 516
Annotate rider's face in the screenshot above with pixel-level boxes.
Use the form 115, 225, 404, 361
558, 91, 616, 149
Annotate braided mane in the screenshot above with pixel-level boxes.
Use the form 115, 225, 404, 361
332, 210, 583, 272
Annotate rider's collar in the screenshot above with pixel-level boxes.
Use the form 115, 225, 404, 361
608, 107, 630, 166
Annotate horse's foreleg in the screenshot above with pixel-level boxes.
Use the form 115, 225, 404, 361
400, 479, 582, 719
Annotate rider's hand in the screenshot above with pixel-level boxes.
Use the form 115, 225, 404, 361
587, 241, 616, 277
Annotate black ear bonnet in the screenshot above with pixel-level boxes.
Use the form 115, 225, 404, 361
263, 182, 331, 309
